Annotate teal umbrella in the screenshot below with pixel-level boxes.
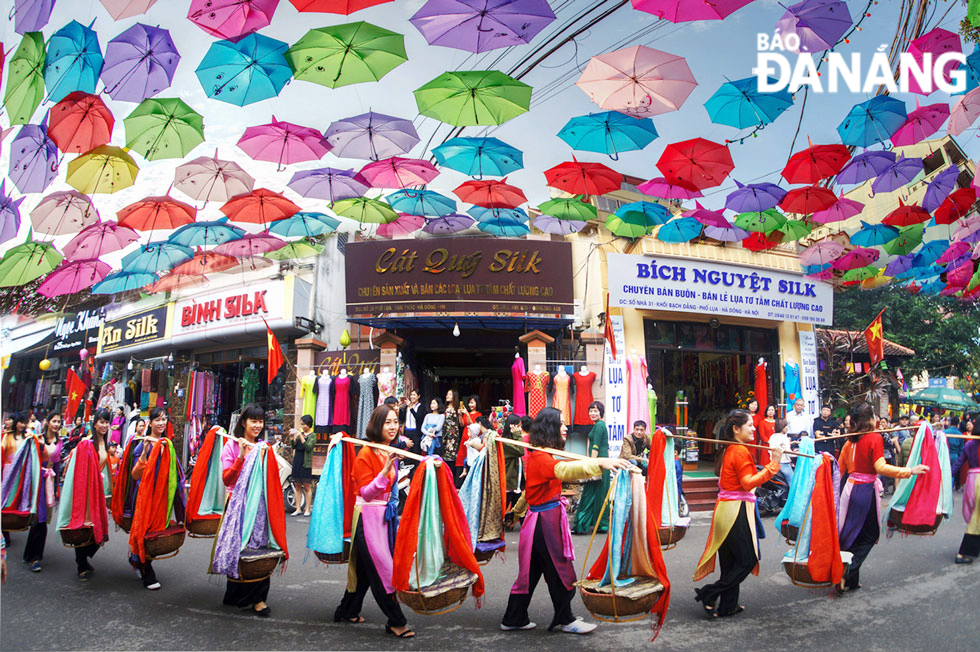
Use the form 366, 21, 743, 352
121, 241, 193, 273
91, 270, 157, 294
657, 216, 702, 243
905, 387, 979, 410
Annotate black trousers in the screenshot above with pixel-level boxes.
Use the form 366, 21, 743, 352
959, 533, 980, 558
23, 521, 47, 563
75, 543, 99, 573
335, 521, 407, 628
501, 518, 576, 631
695, 503, 757, 616
224, 576, 271, 608
843, 500, 880, 589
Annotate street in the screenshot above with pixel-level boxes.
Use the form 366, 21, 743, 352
2, 497, 977, 652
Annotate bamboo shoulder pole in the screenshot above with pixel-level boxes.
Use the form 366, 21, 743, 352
670, 433, 815, 459
501, 437, 639, 473
817, 427, 980, 442
338, 436, 432, 464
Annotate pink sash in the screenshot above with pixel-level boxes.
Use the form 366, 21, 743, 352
717, 488, 756, 502
849, 472, 878, 484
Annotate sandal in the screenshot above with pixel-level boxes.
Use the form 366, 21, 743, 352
955, 555, 974, 564
717, 606, 745, 618
385, 625, 415, 638
342, 616, 365, 624
694, 589, 717, 618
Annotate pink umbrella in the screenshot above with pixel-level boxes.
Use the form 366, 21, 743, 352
238, 116, 330, 170
953, 216, 980, 241
812, 195, 864, 224
806, 268, 835, 281
682, 201, 729, 227
100, 0, 159, 20
831, 246, 879, 270
637, 176, 701, 199
63, 220, 139, 258
632, 0, 754, 22
936, 240, 972, 265
799, 241, 844, 266
174, 152, 255, 203
948, 87, 980, 136
947, 259, 975, 286
905, 27, 961, 95
890, 100, 950, 145
213, 232, 286, 258
576, 45, 697, 117
359, 157, 440, 189
377, 213, 424, 238
30, 190, 98, 236
187, 0, 279, 40
37, 259, 111, 297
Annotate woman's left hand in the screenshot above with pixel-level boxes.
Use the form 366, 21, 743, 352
598, 457, 631, 472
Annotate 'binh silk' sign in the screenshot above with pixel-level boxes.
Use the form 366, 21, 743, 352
180, 290, 268, 327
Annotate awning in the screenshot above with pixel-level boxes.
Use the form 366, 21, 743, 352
347, 315, 573, 330
1, 325, 58, 359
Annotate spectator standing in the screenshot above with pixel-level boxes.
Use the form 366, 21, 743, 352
812, 404, 840, 456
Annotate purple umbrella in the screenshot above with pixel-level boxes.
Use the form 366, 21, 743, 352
812, 195, 863, 224
921, 165, 959, 212
410, 0, 556, 54
534, 215, 584, 235
775, 0, 852, 54
724, 180, 786, 212
871, 156, 924, 194
324, 112, 420, 162
13, 0, 55, 35
703, 224, 749, 241
8, 122, 59, 194
100, 23, 180, 103
0, 181, 25, 245
287, 167, 369, 202
835, 150, 896, 185
213, 232, 286, 258
422, 213, 475, 235
62, 220, 139, 258
884, 253, 916, 276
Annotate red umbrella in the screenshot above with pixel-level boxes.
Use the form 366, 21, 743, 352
832, 247, 880, 270
779, 185, 836, 214
544, 158, 622, 196
117, 195, 197, 231
741, 231, 783, 251
656, 138, 733, 190
48, 92, 114, 155
172, 250, 239, 275
288, 0, 392, 12
781, 143, 850, 184
359, 157, 439, 189
220, 188, 300, 225
453, 179, 527, 209
933, 187, 977, 225
882, 200, 931, 227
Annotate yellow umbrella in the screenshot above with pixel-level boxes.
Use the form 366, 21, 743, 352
66, 145, 140, 194
861, 270, 892, 290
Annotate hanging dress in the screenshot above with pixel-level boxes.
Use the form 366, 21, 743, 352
754, 359, 768, 408
332, 374, 352, 433
525, 371, 549, 418
314, 374, 332, 433
300, 375, 317, 419
376, 372, 396, 406
783, 362, 801, 402
511, 357, 527, 416
626, 353, 650, 431
356, 372, 377, 438
572, 371, 597, 426
553, 372, 572, 425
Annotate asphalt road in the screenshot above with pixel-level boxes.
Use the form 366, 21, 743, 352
2, 494, 977, 652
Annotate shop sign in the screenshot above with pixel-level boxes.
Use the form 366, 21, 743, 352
928, 377, 948, 388
345, 238, 574, 316
51, 308, 106, 353
798, 330, 820, 418
312, 349, 381, 376
603, 315, 626, 456
172, 280, 286, 336
99, 305, 168, 353
607, 253, 834, 325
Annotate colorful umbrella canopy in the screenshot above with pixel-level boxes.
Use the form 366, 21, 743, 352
37, 259, 110, 297
576, 45, 696, 117
835, 149, 896, 185
905, 27, 961, 95
557, 111, 659, 158
331, 196, 398, 223
881, 223, 925, 255
146, 271, 209, 294
121, 241, 194, 273
779, 185, 836, 214
187, 0, 278, 40
238, 116, 329, 168
871, 156, 923, 194
220, 188, 300, 225
213, 233, 286, 258
323, 111, 420, 161
0, 240, 63, 287
288, 0, 393, 12
798, 241, 845, 266
48, 92, 114, 155
704, 76, 793, 128
91, 270, 157, 294
264, 240, 324, 259
386, 189, 457, 217
921, 165, 960, 212
31, 191, 96, 234
168, 219, 245, 247
13, 0, 55, 34
173, 250, 239, 275
637, 177, 702, 199
775, 0, 852, 53
741, 230, 783, 251
533, 215, 585, 234
118, 195, 197, 231
100, 0, 160, 20
936, 241, 974, 265
781, 143, 850, 184
812, 195, 864, 224
476, 216, 530, 237
409, 0, 556, 53
62, 220, 139, 258
934, 187, 977, 225
100, 23, 180, 103
606, 201, 671, 237
0, 183, 25, 245
657, 216, 702, 242
953, 216, 980, 241
379, 213, 426, 238
66, 145, 139, 194
957, 45, 980, 96
538, 195, 597, 221
124, 98, 204, 161
632, 0, 754, 23
703, 224, 749, 241
432, 137, 523, 177
174, 153, 255, 203
287, 167, 368, 202
44, 20, 104, 103
656, 138, 733, 190
195, 33, 291, 106
267, 211, 340, 237
948, 86, 980, 136
359, 157, 439, 188
8, 123, 59, 194
890, 102, 950, 145
733, 208, 786, 234
415, 70, 532, 126
285, 22, 407, 88
422, 214, 475, 235
469, 206, 529, 236
849, 220, 899, 247
841, 265, 879, 284
882, 201, 931, 227
725, 181, 787, 213
3, 32, 46, 125
684, 202, 730, 228
884, 253, 917, 277
837, 95, 907, 147
831, 247, 879, 270
544, 159, 622, 196
453, 179, 526, 209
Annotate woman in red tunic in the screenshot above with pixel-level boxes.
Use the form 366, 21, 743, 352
755, 405, 777, 465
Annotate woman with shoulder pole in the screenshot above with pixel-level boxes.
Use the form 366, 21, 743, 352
334, 405, 414, 638
63, 409, 110, 581
694, 410, 783, 618
572, 401, 610, 535
290, 415, 316, 517
953, 418, 979, 564
500, 407, 630, 635
837, 403, 928, 593
21, 412, 65, 572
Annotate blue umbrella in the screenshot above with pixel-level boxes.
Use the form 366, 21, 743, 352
0, 181, 25, 245
8, 122, 59, 194
921, 166, 960, 212
268, 211, 340, 237
44, 20, 104, 103
468, 205, 528, 223
122, 241, 193, 273
557, 111, 658, 158
704, 77, 794, 128
837, 96, 907, 147
835, 150, 896, 184
91, 270, 157, 294
657, 216, 702, 243
871, 156, 923, 194
385, 189, 457, 217
195, 33, 291, 106
613, 200, 671, 233
476, 217, 530, 237
850, 220, 899, 247
913, 240, 949, 267
432, 136, 523, 177
168, 219, 245, 247
725, 181, 787, 212
919, 277, 946, 295
954, 45, 980, 96
802, 262, 831, 275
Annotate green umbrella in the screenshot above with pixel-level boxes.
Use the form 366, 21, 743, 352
538, 195, 597, 221
285, 22, 407, 89
881, 223, 924, 255
778, 219, 812, 241
3, 32, 46, 125
968, 269, 980, 292
606, 215, 651, 238
124, 98, 205, 161
415, 70, 532, 126
734, 208, 786, 234
0, 240, 63, 287
905, 386, 979, 410
264, 241, 324, 260
332, 197, 398, 223
841, 265, 879, 282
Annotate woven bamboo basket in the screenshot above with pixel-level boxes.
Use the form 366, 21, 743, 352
314, 541, 351, 565
397, 563, 476, 615
1, 512, 31, 531
115, 515, 133, 533
887, 509, 942, 536
60, 527, 95, 548
780, 522, 799, 543
239, 549, 285, 581
187, 517, 221, 538
782, 552, 852, 588
145, 526, 186, 560
473, 548, 495, 564
656, 524, 688, 548
577, 578, 662, 622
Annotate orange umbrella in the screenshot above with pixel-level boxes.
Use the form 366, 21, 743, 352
171, 250, 238, 275
453, 178, 527, 209
146, 272, 209, 293
48, 91, 115, 155
117, 195, 197, 231
220, 188, 300, 225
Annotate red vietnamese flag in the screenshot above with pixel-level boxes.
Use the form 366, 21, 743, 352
603, 293, 617, 361
864, 309, 885, 366
266, 321, 284, 384
64, 368, 87, 422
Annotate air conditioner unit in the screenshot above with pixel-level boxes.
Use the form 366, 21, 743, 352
572, 299, 584, 328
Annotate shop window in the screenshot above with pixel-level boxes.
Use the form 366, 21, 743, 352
712, 325, 741, 351
677, 323, 712, 349
644, 320, 675, 346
